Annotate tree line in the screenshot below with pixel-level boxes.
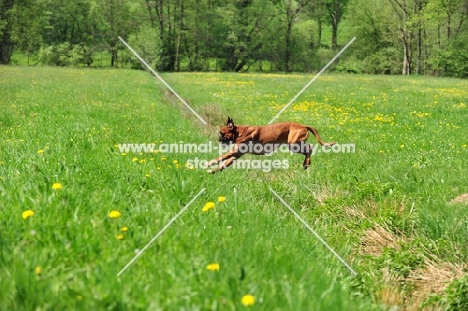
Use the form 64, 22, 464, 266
1, 0, 467, 77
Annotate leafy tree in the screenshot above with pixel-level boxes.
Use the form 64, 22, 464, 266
91, 0, 133, 67
324, 0, 349, 50
277, 0, 313, 71
218, 0, 276, 72
9, 0, 43, 65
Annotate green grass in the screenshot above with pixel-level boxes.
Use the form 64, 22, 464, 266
1, 66, 468, 310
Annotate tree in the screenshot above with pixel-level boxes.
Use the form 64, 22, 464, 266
218, 0, 275, 72
9, 0, 43, 65
278, 0, 313, 71
324, 0, 349, 50
387, 0, 414, 74
91, 0, 132, 67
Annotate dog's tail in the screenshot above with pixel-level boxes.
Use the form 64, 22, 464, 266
306, 126, 336, 147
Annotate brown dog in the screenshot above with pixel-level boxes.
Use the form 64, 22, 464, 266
206, 117, 336, 173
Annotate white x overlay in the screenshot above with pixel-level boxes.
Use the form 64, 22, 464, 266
269, 188, 357, 276
118, 36, 207, 125
116, 35, 358, 279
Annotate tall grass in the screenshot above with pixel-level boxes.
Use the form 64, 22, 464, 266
1, 66, 467, 310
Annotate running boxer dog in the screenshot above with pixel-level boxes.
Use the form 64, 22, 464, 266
205, 117, 336, 173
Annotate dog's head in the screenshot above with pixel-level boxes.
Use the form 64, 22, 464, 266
218, 116, 237, 146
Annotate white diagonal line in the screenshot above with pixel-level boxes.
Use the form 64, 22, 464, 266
269, 188, 357, 276
117, 188, 206, 276
268, 37, 356, 124
118, 36, 207, 125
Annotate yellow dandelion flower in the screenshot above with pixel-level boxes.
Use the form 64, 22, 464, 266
218, 196, 226, 203
52, 183, 62, 190
35, 267, 42, 275
121, 226, 128, 232
22, 210, 34, 219
132, 157, 138, 162
173, 160, 178, 164
37, 149, 44, 154
161, 156, 167, 161
206, 263, 220, 271
121, 153, 127, 156
145, 173, 150, 177
116, 234, 124, 240
109, 210, 121, 218
202, 202, 215, 212
77, 296, 82, 300
400, 144, 405, 148
241, 295, 255, 306
139, 159, 146, 163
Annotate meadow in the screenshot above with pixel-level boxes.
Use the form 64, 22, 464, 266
0, 66, 467, 310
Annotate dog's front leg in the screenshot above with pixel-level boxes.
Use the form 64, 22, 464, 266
205, 150, 235, 167
208, 152, 243, 174
206, 144, 241, 167
206, 144, 245, 173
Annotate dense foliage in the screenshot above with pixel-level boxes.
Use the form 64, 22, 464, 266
1, 0, 467, 77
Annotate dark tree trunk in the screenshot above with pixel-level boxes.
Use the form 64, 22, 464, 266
317, 18, 322, 47
415, 0, 423, 74
331, 0, 339, 50
423, 26, 428, 74
175, 0, 183, 71
331, 20, 337, 50
447, 11, 451, 41
164, 1, 175, 70
437, 24, 441, 49
111, 48, 117, 67
284, 22, 293, 72
416, 26, 422, 74
0, 33, 14, 65
0, 0, 15, 64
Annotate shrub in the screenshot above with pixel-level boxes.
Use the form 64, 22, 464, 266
362, 47, 400, 75
38, 43, 92, 67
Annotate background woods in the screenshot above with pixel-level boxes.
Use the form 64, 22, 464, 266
0, 0, 467, 77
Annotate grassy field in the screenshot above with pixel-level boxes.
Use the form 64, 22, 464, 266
1, 66, 467, 310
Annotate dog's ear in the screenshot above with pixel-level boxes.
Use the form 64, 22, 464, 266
227, 116, 234, 129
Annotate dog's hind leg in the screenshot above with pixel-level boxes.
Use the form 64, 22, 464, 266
300, 143, 313, 169
288, 141, 312, 169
